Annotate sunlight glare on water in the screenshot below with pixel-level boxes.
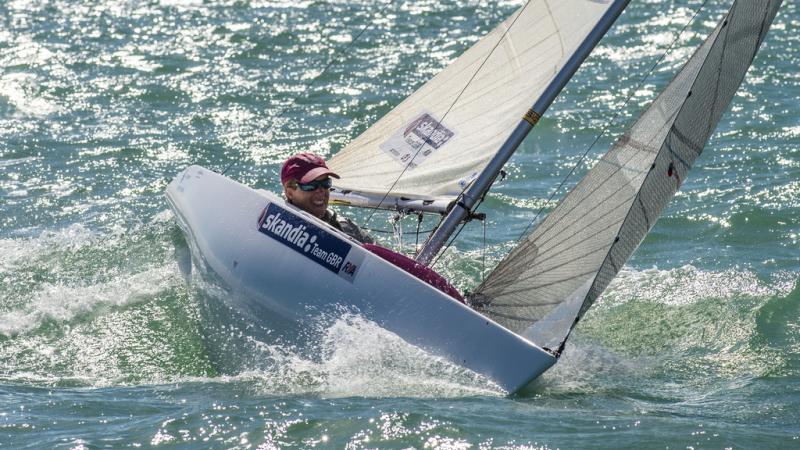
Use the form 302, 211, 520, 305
0, 0, 798, 447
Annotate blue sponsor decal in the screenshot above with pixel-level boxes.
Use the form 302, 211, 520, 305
257, 203, 362, 281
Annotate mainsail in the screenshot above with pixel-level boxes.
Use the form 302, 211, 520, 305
474, 0, 783, 353
329, 0, 626, 203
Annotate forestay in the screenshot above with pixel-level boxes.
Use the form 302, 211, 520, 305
329, 0, 620, 202
473, 0, 782, 353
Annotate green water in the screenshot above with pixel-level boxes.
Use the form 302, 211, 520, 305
1, 0, 798, 448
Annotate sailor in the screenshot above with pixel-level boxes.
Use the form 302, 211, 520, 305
280, 152, 374, 244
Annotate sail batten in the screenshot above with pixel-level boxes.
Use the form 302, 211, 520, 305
475, 0, 782, 352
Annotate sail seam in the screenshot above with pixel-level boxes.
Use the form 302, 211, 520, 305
477, 159, 647, 293
363, 0, 537, 226
525, 194, 633, 262
568, 3, 772, 339
525, 141, 662, 248
488, 238, 619, 293
486, 268, 599, 299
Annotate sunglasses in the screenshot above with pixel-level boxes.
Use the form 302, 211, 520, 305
293, 177, 333, 192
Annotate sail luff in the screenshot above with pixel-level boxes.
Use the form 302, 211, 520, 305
475, 0, 783, 352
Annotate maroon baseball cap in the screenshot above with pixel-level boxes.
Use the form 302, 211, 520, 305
280, 152, 340, 185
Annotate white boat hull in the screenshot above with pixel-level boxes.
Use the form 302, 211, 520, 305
166, 165, 556, 393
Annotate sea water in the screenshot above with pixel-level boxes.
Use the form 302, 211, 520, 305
1, 0, 798, 448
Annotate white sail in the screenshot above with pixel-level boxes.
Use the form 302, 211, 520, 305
329, 0, 620, 201
474, 0, 783, 352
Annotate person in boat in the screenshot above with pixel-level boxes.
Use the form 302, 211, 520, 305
281, 152, 464, 302
281, 152, 374, 244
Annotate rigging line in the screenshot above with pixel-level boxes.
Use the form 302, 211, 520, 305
415, 212, 424, 251
519, 133, 666, 250
428, 194, 487, 268
514, 0, 712, 242
419, 163, 506, 261
482, 217, 487, 282
519, 61, 683, 250
474, 148, 647, 291
429, 217, 467, 268
362, 0, 536, 228
428, 166, 506, 268
219, 0, 397, 177
363, 226, 435, 235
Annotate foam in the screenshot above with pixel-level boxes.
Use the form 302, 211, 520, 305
0, 264, 180, 336
316, 314, 501, 398
203, 314, 503, 398
0, 223, 99, 271
0, 72, 59, 116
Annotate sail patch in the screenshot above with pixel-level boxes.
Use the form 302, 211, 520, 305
257, 203, 363, 282
380, 112, 455, 170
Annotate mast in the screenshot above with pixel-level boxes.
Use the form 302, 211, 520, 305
415, 0, 631, 266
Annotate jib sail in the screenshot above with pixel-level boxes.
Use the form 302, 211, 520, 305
473, 0, 782, 353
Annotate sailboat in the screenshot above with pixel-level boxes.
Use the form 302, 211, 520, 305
166, 0, 783, 394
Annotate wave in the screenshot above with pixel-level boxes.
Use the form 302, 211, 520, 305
540, 266, 800, 396
191, 270, 505, 398
0, 264, 180, 336
2, 218, 796, 399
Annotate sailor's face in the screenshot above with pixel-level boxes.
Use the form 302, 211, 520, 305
284, 174, 330, 219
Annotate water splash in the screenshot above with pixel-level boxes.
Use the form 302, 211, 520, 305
0, 220, 214, 386
198, 311, 503, 398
